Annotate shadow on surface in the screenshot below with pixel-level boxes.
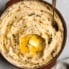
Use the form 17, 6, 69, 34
0, 54, 18, 69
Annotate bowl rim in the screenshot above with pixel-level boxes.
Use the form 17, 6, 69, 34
0, 0, 67, 69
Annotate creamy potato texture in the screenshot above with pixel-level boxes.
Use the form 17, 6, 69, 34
0, 0, 64, 69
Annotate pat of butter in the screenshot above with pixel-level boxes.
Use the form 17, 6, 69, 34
29, 35, 40, 47
28, 35, 44, 56
19, 34, 44, 56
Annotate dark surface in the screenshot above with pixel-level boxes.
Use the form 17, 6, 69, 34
0, 55, 18, 69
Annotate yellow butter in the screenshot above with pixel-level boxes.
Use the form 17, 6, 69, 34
19, 34, 44, 56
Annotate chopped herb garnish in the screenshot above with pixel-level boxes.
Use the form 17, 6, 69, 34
28, 13, 35, 16
12, 34, 19, 46
36, 14, 41, 17
48, 37, 52, 44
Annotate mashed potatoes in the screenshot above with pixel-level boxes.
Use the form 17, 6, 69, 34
0, 0, 64, 69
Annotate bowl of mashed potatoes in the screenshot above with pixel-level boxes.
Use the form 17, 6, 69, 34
0, 0, 67, 69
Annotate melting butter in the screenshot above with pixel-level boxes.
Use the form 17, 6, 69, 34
19, 34, 45, 56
